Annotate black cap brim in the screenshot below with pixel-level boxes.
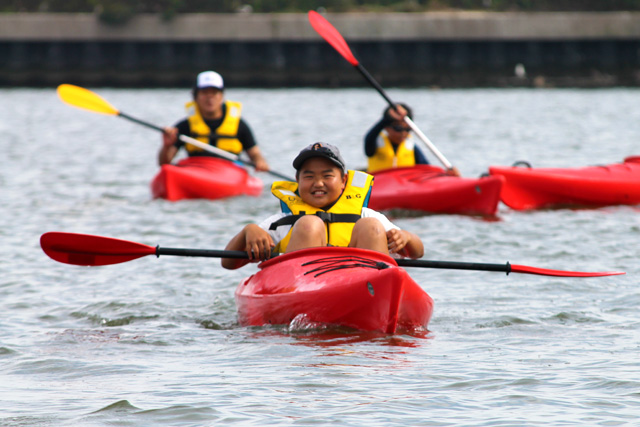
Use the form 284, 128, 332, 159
293, 151, 345, 173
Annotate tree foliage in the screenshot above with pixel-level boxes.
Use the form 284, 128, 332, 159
4, 0, 640, 25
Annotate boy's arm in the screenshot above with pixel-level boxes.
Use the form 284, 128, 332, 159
399, 230, 424, 259
221, 224, 275, 270
386, 228, 424, 259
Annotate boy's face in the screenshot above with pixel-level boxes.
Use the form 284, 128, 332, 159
297, 157, 347, 209
385, 120, 412, 144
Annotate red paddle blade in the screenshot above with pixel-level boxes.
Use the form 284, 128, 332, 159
308, 10, 359, 66
40, 232, 156, 266
511, 264, 625, 277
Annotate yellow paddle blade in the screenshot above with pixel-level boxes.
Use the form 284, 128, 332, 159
56, 84, 120, 116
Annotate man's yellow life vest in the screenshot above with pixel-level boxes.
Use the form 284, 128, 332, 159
269, 170, 374, 253
367, 132, 416, 173
186, 100, 243, 154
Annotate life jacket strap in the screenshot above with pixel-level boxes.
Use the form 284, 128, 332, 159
269, 212, 361, 230
315, 212, 361, 224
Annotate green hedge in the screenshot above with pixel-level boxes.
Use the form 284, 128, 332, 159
5, 0, 640, 25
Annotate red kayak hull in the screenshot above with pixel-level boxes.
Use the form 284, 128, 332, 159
234, 247, 433, 334
368, 165, 504, 216
489, 157, 640, 210
151, 157, 263, 201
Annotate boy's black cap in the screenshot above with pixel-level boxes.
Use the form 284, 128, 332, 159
292, 142, 346, 173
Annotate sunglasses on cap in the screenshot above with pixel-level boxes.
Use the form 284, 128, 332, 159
391, 124, 412, 132
316, 146, 345, 166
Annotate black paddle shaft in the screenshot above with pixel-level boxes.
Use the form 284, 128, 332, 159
397, 258, 512, 274
119, 112, 164, 132
156, 247, 249, 259
355, 64, 396, 108
157, 245, 513, 274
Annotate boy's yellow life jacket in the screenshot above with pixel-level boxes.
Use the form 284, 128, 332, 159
185, 100, 243, 154
269, 170, 374, 253
367, 132, 416, 173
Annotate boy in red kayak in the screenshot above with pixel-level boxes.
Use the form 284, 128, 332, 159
222, 142, 424, 269
159, 70, 270, 171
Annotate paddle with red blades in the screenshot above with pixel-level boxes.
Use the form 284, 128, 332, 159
56, 84, 294, 181
40, 232, 624, 278
307, 10, 454, 171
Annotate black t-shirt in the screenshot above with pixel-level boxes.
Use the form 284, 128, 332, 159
174, 104, 257, 154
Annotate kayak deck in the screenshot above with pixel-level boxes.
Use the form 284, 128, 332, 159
234, 247, 433, 334
489, 157, 640, 210
151, 156, 263, 201
368, 165, 504, 216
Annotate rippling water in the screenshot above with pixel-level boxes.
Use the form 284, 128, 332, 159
1, 87, 639, 426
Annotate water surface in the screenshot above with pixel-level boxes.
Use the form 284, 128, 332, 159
1, 87, 639, 426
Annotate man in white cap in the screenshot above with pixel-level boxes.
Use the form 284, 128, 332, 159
158, 71, 269, 171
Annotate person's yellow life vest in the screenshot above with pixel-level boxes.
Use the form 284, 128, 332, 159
269, 170, 374, 253
185, 100, 243, 154
367, 132, 416, 173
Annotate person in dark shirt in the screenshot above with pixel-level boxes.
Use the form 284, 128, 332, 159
364, 103, 428, 172
364, 103, 460, 176
158, 70, 269, 171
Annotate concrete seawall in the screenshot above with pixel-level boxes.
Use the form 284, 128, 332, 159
1, 12, 639, 87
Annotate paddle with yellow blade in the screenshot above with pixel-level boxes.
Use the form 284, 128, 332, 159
308, 11, 455, 173
41, 232, 625, 277
56, 84, 294, 181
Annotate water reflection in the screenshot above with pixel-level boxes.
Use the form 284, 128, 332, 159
246, 326, 432, 349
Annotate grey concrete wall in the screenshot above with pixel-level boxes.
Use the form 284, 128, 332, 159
2, 12, 640, 41
1, 12, 639, 87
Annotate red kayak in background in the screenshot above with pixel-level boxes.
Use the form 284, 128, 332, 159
488, 157, 640, 211
235, 247, 433, 334
151, 156, 263, 202
367, 165, 504, 216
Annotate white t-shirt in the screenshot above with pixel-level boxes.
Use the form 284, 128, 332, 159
258, 207, 399, 245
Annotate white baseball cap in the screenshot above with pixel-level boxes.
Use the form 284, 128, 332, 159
196, 71, 224, 90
